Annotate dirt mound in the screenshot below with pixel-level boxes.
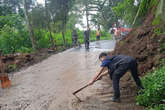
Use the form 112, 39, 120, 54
0, 53, 34, 73
112, 13, 165, 75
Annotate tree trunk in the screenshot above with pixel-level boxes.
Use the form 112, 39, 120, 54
61, 7, 67, 46
23, 0, 38, 50
62, 31, 66, 46
132, 2, 141, 26
48, 29, 55, 48
85, 3, 90, 29
48, 27, 55, 48
45, 0, 55, 48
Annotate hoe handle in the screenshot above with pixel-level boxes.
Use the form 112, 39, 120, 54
73, 84, 89, 95
73, 76, 102, 95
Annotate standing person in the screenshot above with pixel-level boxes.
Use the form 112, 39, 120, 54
96, 29, 101, 40
72, 29, 78, 47
88, 52, 144, 102
84, 28, 90, 49
112, 24, 118, 41
110, 28, 115, 40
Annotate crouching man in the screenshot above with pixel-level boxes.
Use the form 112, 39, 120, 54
88, 52, 144, 102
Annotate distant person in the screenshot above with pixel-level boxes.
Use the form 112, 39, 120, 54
84, 28, 90, 49
72, 29, 78, 46
114, 28, 118, 40
110, 28, 115, 40
113, 26, 118, 40
96, 29, 101, 40
88, 52, 144, 102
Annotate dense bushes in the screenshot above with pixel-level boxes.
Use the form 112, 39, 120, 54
0, 15, 33, 54
136, 61, 165, 110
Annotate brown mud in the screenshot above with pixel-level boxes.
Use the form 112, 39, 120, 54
0, 40, 143, 110
112, 13, 165, 75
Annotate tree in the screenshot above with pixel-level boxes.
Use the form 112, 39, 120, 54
45, 0, 55, 48
47, 0, 73, 46
74, 0, 91, 29
73, 0, 123, 30
30, 5, 46, 30
112, 0, 161, 27
23, 0, 38, 49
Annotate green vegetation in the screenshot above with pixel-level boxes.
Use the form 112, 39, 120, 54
160, 39, 165, 53
113, 0, 137, 26
152, 0, 165, 35
73, 0, 123, 30
34, 29, 111, 48
8, 64, 17, 73
136, 61, 165, 110
0, 15, 32, 54
152, 16, 161, 26
113, 0, 159, 27
0, 20, 111, 54
0, 0, 112, 55
137, 0, 158, 17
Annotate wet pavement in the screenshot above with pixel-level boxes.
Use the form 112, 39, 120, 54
0, 40, 144, 110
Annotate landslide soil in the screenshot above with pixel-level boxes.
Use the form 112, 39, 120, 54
112, 13, 165, 75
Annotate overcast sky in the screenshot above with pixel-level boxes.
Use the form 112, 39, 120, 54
37, 0, 44, 4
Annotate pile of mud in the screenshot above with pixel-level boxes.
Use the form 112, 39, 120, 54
112, 13, 165, 75
0, 53, 33, 73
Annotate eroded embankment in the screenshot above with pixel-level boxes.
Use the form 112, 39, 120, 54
112, 13, 165, 75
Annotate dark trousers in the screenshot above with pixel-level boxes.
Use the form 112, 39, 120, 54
72, 37, 78, 46
85, 40, 89, 49
112, 60, 143, 98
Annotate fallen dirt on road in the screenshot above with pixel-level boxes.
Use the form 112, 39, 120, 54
0, 41, 143, 110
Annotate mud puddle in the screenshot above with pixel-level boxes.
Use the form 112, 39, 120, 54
0, 40, 143, 110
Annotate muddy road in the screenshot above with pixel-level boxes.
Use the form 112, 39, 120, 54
0, 40, 143, 110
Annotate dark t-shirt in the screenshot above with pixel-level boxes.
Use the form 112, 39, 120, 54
84, 30, 90, 41
72, 30, 78, 38
101, 55, 134, 76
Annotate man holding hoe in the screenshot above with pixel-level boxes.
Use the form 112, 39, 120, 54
88, 52, 144, 102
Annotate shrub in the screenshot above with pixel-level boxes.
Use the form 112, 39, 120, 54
0, 15, 32, 54
8, 64, 17, 72
136, 61, 165, 109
